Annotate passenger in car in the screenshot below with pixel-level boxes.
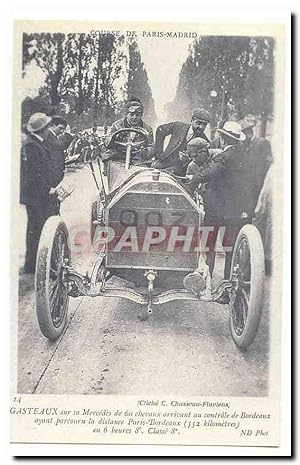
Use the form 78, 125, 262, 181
186, 137, 213, 177
184, 138, 222, 199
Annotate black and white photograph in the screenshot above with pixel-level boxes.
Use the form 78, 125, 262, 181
9, 19, 288, 448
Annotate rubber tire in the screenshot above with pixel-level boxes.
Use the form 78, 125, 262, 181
229, 224, 265, 350
35, 216, 70, 340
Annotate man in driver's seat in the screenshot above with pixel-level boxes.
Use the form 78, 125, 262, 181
103, 97, 154, 165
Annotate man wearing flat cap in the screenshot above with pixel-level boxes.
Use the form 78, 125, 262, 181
103, 96, 154, 163
186, 137, 214, 177
20, 112, 61, 274
153, 108, 211, 176
187, 121, 257, 279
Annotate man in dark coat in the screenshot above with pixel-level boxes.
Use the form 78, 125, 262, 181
20, 113, 59, 274
44, 116, 72, 189
153, 108, 211, 176
187, 121, 257, 278
240, 119, 273, 205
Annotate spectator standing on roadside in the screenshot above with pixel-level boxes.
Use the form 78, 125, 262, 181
20, 113, 59, 274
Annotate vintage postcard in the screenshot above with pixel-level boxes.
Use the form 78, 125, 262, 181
10, 19, 288, 449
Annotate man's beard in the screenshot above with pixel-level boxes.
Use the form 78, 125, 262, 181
193, 127, 205, 136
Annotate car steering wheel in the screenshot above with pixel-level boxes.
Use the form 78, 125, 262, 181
108, 127, 149, 149
107, 128, 150, 169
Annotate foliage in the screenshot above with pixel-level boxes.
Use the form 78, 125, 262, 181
127, 40, 157, 125
22, 32, 156, 128
167, 36, 274, 136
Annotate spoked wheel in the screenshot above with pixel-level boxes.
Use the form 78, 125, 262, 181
35, 216, 70, 340
229, 224, 265, 349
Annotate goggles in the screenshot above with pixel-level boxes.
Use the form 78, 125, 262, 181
127, 107, 143, 115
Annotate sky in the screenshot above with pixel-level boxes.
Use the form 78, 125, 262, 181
22, 62, 47, 100
138, 36, 192, 123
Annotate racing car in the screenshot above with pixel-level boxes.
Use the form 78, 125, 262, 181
35, 127, 265, 349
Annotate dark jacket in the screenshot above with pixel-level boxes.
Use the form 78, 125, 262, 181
190, 144, 257, 220
20, 134, 56, 206
154, 121, 210, 173
242, 136, 273, 204
59, 132, 74, 151
44, 131, 66, 186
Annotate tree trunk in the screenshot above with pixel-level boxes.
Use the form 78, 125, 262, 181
93, 35, 102, 120
49, 33, 64, 106
76, 34, 84, 115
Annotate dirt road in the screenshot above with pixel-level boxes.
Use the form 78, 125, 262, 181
17, 165, 269, 397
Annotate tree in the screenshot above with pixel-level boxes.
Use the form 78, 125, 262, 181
21, 32, 155, 129
167, 36, 274, 136
22, 32, 65, 106
127, 40, 156, 126
94, 34, 126, 124
59, 33, 95, 115
243, 38, 274, 136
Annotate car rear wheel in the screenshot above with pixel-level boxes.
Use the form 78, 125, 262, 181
35, 216, 70, 340
229, 224, 265, 350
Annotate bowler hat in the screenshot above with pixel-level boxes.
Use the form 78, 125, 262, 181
216, 121, 246, 141
192, 108, 210, 123
26, 112, 52, 133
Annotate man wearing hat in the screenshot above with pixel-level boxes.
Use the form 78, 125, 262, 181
186, 137, 216, 177
103, 96, 154, 164
240, 118, 273, 206
20, 112, 60, 274
153, 108, 211, 176
188, 121, 257, 279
